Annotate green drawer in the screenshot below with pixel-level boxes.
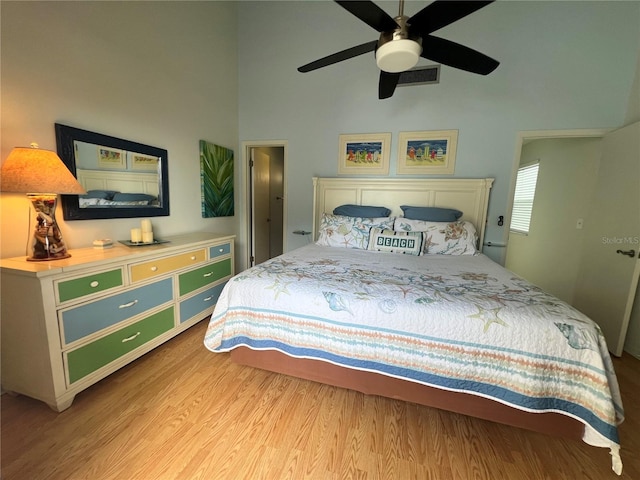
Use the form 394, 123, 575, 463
178, 258, 231, 296
66, 307, 174, 384
57, 269, 123, 303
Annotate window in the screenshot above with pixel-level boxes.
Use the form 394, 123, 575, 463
510, 162, 539, 234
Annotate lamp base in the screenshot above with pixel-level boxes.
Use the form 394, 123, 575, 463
27, 194, 71, 261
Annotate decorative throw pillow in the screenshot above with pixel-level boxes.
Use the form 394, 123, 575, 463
333, 204, 391, 217
316, 214, 395, 249
367, 228, 424, 255
394, 218, 478, 255
400, 205, 462, 222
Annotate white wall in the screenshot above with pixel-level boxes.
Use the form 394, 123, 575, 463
2, 1, 638, 271
236, 1, 639, 261
625, 49, 640, 125
505, 138, 602, 303
1, 2, 239, 261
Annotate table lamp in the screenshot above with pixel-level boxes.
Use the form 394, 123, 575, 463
1, 143, 86, 261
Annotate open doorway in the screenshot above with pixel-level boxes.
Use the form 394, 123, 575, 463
504, 126, 640, 356
243, 141, 287, 267
505, 130, 607, 304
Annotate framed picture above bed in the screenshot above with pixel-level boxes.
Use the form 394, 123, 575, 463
338, 133, 391, 175
129, 152, 159, 171
97, 146, 126, 170
397, 130, 458, 175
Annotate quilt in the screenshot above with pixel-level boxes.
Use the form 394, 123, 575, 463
204, 244, 624, 473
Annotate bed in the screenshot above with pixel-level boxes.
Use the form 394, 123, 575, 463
76, 168, 159, 207
204, 177, 624, 474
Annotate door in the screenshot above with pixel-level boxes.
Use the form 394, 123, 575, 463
248, 145, 285, 267
252, 149, 271, 265
572, 121, 640, 356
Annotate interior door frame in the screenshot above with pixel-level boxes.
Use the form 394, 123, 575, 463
242, 140, 288, 270
503, 128, 611, 260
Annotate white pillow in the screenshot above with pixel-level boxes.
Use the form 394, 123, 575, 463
78, 197, 100, 207
367, 228, 424, 256
394, 218, 478, 255
316, 214, 395, 249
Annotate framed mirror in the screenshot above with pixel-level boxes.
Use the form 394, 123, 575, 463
55, 123, 170, 220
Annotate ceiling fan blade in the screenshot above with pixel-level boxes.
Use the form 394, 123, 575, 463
409, 1, 494, 35
421, 35, 499, 75
335, 0, 398, 32
298, 40, 377, 73
379, 71, 401, 99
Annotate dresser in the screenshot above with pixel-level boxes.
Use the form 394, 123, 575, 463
0, 232, 234, 411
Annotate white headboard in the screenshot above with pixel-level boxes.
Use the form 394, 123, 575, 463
312, 177, 494, 247
77, 169, 159, 197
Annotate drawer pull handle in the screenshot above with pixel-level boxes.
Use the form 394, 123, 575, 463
203, 272, 213, 277
150, 266, 158, 272
191, 255, 197, 260
90, 281, 99, 288
119, 300, 139, 309
219, 248, 224, 252
122, 332, 141, 343
204, 296, 214, 302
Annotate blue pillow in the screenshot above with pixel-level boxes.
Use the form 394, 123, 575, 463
81, 189, 118, 200
333, 204, 391, 217
400, 206, 463, 222
112, 193, 156, 202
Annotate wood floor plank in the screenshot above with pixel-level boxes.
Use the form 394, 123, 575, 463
2, 319, 639, 479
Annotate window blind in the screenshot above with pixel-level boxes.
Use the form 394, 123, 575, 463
510, 162, 539, 234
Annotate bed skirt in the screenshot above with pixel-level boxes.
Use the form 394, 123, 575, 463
230, 346, 585, 441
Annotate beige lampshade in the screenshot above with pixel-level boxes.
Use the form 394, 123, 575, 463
1, 146, 86, 194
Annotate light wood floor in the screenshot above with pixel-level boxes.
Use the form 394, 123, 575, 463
2, 319, 639, 480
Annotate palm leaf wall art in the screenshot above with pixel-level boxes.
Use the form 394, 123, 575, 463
200, 140, 234, 217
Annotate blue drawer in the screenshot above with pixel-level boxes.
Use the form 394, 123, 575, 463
179, 282, 226, 323
60, 278, 173, 344
209, 243, 231, 260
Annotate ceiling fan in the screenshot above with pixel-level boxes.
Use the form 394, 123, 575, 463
298, 0, 500, 99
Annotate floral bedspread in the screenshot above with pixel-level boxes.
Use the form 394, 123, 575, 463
204, 244, 624, 473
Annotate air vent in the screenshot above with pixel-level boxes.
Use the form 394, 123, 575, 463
397, 65, 440, 87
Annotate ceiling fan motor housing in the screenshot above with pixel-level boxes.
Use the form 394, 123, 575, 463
376, 16, 422, 73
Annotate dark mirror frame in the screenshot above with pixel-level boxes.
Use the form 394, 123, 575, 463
55, 123, 170, 220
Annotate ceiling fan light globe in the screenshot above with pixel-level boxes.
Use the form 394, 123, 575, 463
376, 39, 421, 73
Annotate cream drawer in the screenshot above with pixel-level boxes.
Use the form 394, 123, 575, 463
56, 268, 124, 304
130, 249, 206, 282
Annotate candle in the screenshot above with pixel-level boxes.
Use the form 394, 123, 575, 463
142, 230, 154, 243
130, 228, 142, 243
141, 219, 152, 232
